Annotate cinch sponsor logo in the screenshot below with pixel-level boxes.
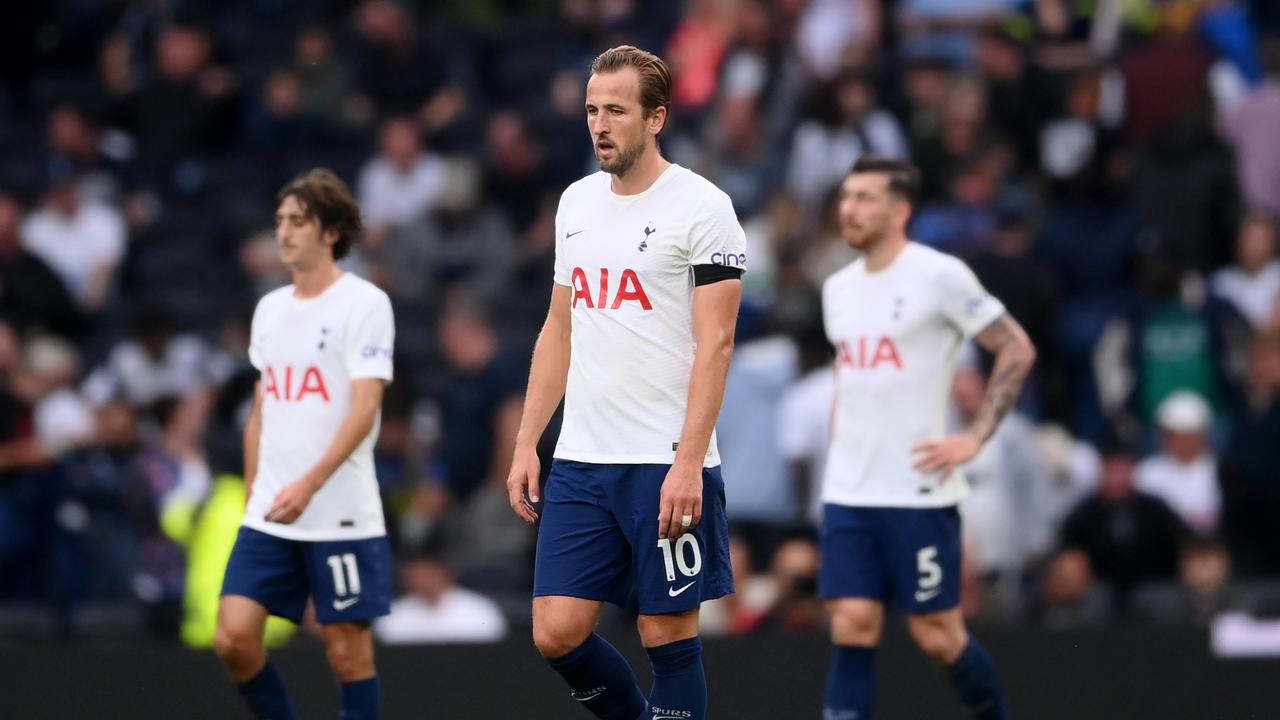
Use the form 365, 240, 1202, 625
570, 267, 652, 310
361, 345, 391, 359
710, 249, 746, 267
837, 336, 903, 370
263, 365, 331, 402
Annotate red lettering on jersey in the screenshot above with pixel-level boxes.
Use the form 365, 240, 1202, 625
837, 337, 903, 370
263, 365, 332, 402
571, 267, 594, 308
612, 269, 652, 310
296, 366, 331, 402
264, 366, 281, 400
569, 267, 652, 311
870, 336, 903, 369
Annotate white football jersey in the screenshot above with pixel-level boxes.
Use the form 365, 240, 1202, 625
552, 165, 746, 466
821, 243, 1004, 508
244, 273, 394, 540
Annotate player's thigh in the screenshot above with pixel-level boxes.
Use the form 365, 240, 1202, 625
818, 504, 890, 605
533, 461, 633, 607
624, 464, 735, 616
221, 526, 310, 624
216, 593, 270, 644
532, 595, 605, 657
826, 597, 886, 647
882, 506, 963, 615
305, 535, 393, 625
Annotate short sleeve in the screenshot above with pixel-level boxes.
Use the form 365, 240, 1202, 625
688, 192, 747, 273
553, 190, 571, 287
247, 300, 266, 372
346, 292, 395, 381
936, 256, 1005, 339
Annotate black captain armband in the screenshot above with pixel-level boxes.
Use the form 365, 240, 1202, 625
692, 263, 744, 286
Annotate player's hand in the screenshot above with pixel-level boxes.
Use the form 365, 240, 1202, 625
658, 463, 703, 539
507, 443, 541, 524
912, 433, 982, 477
266, 475, 320, 524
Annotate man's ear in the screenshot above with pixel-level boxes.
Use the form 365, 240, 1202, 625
648, 105, 668, 137
895, 199, 913, 230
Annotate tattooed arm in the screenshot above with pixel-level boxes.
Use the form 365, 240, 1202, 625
912, 314, 1037, 475
967, 314, 1037, 442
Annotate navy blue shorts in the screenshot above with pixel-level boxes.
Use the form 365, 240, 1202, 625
534, 460, 734, 615
819, 504, 962, 614
222, 526, 392, 625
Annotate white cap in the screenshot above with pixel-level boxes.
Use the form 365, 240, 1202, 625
1156, 391, 1211, 433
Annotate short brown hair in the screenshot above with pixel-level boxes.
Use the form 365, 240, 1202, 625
589, 45, 672, 119
850, 155, 922, 206
276, 168, 362, 260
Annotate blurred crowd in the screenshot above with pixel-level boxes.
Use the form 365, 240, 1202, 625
2, 0, 1280, 644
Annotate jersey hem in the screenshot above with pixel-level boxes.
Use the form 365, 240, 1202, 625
553, 449, 720, 468
241, 516, 387, 542
820, 494, 966, 510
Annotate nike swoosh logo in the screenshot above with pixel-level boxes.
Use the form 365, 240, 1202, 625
566, 230, 587, 238
668, 581, 696, 598
333, 596, 360, 610
914, 588, 941, 603
574, 690, 604, 702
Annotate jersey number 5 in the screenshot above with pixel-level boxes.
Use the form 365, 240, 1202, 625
916, 546, 942, 590
657, 536, 702, 582
326, 553, 362, 597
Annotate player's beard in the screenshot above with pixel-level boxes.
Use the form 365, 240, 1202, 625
597, 135, 646, 176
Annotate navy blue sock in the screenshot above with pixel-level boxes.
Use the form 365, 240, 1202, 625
646, 637, 706, 720
947, 640, 1010, 720
235, 660, 297, 720
824, 645, 876, 720
339, 676, 381, 720
546, 633, 648, 720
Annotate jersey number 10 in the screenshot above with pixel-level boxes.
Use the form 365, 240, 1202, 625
657, 535, 703, 582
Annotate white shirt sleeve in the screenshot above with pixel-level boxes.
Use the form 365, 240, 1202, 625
247, 300, 267, 372
687, 192, 747, 271
936, 256, 1005, 339
553, 190, 571, 287
345, 291, 395, 381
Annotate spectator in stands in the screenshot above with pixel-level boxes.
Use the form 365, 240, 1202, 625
374, 160, 514, 306
786, 70, 908, 212
1135, 391, 1220, 535
728, 537, 823, 635
20, 165, 125, 313
1211, 211, 1280, 329
290, 24, 359, 129
1059, 436, 1189, 611
778, 322, 836, 525
1219, 39, 1280, 216
357, 116, 448, 238
1037, 549, 1113, 628
719, 330, 802, 567
350, 0, 465, 136
374, 537, 508, 644
45, 103, 140, 211
953, 359, 1052, 599
1132, 535, 1241, 625
128, 22, 239, 186
0, 191, 81, 338
1219, 331, 1280, 576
